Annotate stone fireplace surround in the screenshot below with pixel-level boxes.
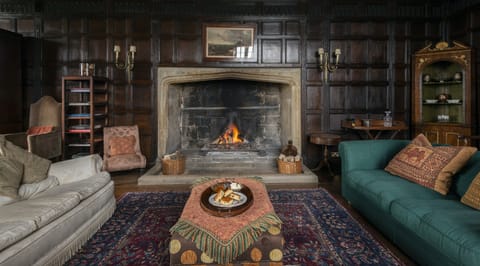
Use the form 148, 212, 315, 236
138, 67, 317, 185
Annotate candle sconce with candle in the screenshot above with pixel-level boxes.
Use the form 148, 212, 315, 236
317, 47, 341, 82
113, 44, 136, 84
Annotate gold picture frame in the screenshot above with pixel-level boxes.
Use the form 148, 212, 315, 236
203, 23, 256, 61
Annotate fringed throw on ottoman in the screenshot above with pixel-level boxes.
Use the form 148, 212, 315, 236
169, 177, 284, 265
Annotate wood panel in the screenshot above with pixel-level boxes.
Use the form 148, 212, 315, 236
306, 86, 322, 110
285, 39, 300, 63
261, 39, 282, 63
0, 29, 23, 133
2, 0, 478, 165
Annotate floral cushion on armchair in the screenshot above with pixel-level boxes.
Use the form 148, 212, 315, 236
108, 135, 136, 156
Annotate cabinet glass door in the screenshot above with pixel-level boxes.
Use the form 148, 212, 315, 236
421, 61, 464, 124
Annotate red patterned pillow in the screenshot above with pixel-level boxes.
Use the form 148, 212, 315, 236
27, 125, 54, 135
108, 135, 136, 156
410, 133, 432, 147
385, 134, 477, 195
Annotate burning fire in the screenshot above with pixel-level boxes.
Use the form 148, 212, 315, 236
215, 123, 245, 144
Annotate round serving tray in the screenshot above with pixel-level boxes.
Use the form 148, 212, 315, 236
200, 183, 254, 217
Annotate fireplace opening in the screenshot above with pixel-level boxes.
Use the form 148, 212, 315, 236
168, 79, 282, 156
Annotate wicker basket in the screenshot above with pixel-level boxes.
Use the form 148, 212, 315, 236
161, 157, 186, 175
277, 159, 302, 174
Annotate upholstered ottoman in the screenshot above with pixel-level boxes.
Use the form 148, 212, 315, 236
169, 177, 284, 265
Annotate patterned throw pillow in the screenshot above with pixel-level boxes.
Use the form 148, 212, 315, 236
385, 134, 477, 195
0, 156, 24, 206
0, 136, 51, 184
461, 172, 480, 209
108, 135, 136, 156
410, 133, 432, 147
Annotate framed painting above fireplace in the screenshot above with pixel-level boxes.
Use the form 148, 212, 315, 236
203, 23, 256, 61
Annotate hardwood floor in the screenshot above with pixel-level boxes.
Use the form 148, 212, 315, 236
110, 167, 416, 265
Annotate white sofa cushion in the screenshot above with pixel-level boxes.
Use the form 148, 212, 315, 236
0, 154, 112, 257
33, 171, 110, 201
0, 175, 104, 252
47, 154, 103, 184
0, 192, 80, 227
0, 193, 79, 252
0, 221, 37, 252
0, 182, 115, 266
18, 175, 59, 199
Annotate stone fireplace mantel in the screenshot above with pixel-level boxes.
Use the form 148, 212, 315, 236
157, 67, 302, 158
138, 67, 317, 185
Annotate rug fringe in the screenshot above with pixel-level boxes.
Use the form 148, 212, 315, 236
191, 176, 215, 187
170, 212, 282, 264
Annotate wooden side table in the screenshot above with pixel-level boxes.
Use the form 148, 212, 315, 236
341, 119, 408, 140
309, 133, 341, 177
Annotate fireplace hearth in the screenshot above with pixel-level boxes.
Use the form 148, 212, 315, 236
138, 67, 317, 185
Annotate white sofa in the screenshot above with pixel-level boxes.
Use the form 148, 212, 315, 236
0, 154, 116, 266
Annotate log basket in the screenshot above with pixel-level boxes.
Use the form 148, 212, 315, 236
277, 159, 302, 174
161, 156, 186, 175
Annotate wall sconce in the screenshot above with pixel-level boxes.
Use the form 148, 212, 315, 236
113, 44, 136, 84
318, 48, 341, 82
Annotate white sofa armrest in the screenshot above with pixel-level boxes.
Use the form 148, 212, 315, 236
48, 154, 103, 184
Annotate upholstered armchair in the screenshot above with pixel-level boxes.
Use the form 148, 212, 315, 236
4, 96, 62, 159
103, 125, 147, 172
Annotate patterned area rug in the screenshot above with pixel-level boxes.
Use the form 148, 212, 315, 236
65, 188, 405, 265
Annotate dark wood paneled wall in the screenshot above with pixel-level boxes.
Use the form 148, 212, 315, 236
448, 8, 480, 140
0, 29, 22, 133
0, 0, 477, 167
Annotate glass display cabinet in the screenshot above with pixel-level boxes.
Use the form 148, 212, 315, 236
412, 41, 474, 145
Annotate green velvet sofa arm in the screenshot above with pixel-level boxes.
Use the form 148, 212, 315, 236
339, 139, 410, 174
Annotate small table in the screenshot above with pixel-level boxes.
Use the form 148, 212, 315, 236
309, 133, 341, 177
169, 177, 283, 265
341, 119, 408, 140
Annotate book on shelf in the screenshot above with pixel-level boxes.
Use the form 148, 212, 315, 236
67, 129, 90, 133
68, 124, 102, 132
68, 113, 105, 118
69, 102, 90, 106
69, 88, 90, 93
68, 143, 91, 147
70, 124, 89, 129
68, 113, 89, 118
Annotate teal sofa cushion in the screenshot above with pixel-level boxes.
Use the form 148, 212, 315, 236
340, 139, 480, 266
340, 140, 410, 173
344, 169, 450, 212
391, 198, 480, 265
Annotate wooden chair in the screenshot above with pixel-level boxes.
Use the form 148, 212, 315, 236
4, 96, 62, 159
102, 125, 147, 172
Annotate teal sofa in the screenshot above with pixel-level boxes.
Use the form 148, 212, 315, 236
339, 139, 480, 266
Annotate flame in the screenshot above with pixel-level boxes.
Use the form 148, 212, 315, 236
217, 123, 244, 144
